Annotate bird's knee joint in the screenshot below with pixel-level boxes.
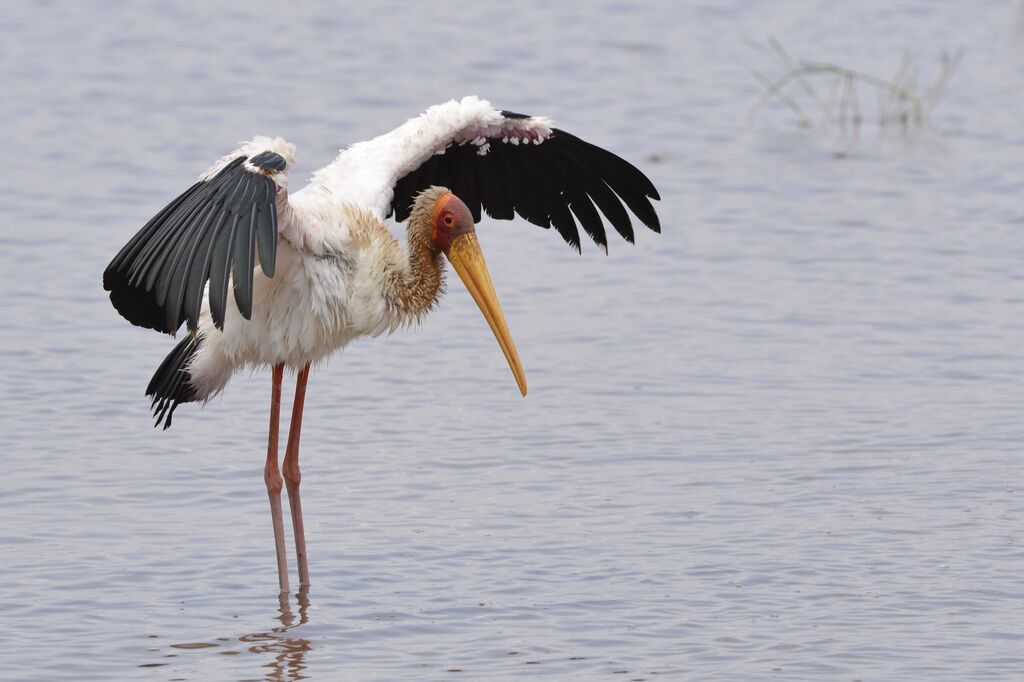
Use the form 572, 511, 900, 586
264, 468, 283, 494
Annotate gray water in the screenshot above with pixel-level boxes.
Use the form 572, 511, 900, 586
2, 1, 1023, 680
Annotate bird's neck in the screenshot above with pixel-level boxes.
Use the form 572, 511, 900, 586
383, 208, 445, 322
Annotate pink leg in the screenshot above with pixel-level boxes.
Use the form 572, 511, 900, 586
265, 363, 290, 593
283, 363, 311, 587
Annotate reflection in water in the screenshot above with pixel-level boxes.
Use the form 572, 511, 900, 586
157, 590, 313, 679
239, 589, 312, 681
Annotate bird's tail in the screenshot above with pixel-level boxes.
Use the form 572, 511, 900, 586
146, 334, 203, 429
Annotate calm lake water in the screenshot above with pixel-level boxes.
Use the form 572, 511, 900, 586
2, 1, 1022, 680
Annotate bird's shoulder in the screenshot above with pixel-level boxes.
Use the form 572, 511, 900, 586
340, 202, 398, 253
286, 189, 398, 257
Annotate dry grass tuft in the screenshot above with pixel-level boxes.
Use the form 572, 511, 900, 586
747, 37, 963, 139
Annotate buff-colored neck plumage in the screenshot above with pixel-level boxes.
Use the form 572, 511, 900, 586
384, 187, 450, 322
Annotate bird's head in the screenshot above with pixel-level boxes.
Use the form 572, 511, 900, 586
426, 189, 527, 396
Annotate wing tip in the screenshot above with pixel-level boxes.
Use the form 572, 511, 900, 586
106, 268, 180, 335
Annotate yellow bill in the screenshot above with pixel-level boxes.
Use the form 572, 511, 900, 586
447, 232, 528, 396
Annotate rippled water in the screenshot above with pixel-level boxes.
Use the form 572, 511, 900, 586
2, 1, 1023, 680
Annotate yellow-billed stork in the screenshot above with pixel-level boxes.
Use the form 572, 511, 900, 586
103, 96, 661, 593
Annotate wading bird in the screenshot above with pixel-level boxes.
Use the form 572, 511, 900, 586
103, 96, 661, 593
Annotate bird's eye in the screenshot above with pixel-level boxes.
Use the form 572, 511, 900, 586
443, 214, 454, 227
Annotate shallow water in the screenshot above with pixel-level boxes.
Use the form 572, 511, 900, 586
2, 1, 1023, 680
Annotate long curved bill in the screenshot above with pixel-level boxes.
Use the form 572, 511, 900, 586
447, 233, 528, 396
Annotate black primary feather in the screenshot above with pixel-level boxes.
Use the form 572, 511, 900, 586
107, 181, 202, 275
231, 210, 257, 319
478, 153, 513, 221
255, 204, 275, 279
146, 334, 203, 429
207, 224, 235, 329
549, 143, 636, 243
104, 154, 284, 334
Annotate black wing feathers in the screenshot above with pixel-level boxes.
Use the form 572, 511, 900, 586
258, 202, 277, 278
232, 210, 257, 319
388, 115, 660, 251
207, 219, 236, 328
146, 334, 203, 429
479, 154, 514, 221
103, 153, 285, 334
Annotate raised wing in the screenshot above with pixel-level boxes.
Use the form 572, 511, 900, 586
317, 96, 660, 252
103, 138, 295, 334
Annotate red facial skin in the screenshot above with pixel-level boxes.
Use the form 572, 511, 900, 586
431, 192, 476, 256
